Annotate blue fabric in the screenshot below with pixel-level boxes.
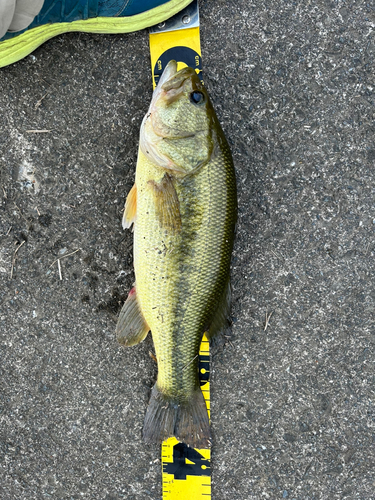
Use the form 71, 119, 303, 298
1, 0, 174, 41
118, 0, 170, 16
33, 0, 99, 24
98, 1, 128, 17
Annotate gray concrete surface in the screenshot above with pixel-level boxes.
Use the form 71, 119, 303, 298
1, 0, 374, 498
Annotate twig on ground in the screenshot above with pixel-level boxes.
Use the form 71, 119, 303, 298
25, 129, 52, 133
57, 259, 62, 281
264, 311, 273, 331
270, 249, 282, 260
10, 240, 26, 279
49, 248, 81, 268
35, 92, 49, 110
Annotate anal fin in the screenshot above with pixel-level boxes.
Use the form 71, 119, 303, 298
122, 183, 137, 229
116, 286, 150, 346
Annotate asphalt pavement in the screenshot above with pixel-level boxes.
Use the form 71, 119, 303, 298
0, 0, 374, 498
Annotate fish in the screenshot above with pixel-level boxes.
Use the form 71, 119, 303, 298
116, 60, 237, 448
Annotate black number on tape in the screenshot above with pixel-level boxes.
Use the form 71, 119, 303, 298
163, 443, 210, 480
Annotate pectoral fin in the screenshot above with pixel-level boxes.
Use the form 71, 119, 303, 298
148, 173, 181, 232
122, 183, 137, 229
206, 279, 232, 346
116, 286, 150, 346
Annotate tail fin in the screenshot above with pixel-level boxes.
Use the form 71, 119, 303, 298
143, 385, 210, 448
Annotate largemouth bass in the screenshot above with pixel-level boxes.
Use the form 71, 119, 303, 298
116, 60, 237, 448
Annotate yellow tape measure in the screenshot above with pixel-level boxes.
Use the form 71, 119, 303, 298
150, 26, 202, 89
149, 0, 202, 90
161, 335, 211, 499
148, 3, 211, 498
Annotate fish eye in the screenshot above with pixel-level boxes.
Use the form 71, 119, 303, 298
190, 91, 205, 105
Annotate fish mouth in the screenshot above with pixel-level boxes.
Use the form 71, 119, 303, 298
148, 60, 180, 108
148, 61, 197, 113
158, 60, 178, 87
156, 60, 197, 90
161, 64, 196, 92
